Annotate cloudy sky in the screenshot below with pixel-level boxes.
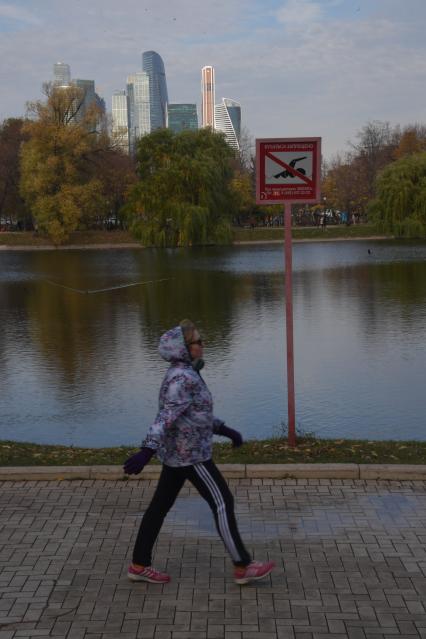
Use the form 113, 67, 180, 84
1, 0, 425, 157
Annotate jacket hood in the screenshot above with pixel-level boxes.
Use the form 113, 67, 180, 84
158, 326, 191, 363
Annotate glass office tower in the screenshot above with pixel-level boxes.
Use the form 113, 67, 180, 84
74, 79, 95, 118
53, 62, 71, 86
72, 79, 104, 125
167, 104, 198, 134
214, 98, 241, 151
127, 72, 151, 153
142, 51, 168, 130
112, 90, 130, 154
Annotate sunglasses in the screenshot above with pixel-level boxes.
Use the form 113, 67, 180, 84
188, 338, 203, 346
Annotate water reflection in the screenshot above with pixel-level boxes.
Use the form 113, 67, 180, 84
0, 241, 425, 445
161, 490, 423, 540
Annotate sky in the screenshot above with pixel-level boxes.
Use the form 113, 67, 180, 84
1, 0, 426, 158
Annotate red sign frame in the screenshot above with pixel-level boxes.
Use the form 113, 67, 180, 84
256, 137, 321, 204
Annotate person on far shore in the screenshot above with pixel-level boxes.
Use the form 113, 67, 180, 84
123, 319, 275, 585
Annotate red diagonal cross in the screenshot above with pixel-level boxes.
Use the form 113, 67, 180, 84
266, 151, 314, 187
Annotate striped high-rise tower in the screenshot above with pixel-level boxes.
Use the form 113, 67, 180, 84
201, 66, 215, 128
214, 98, 241, 151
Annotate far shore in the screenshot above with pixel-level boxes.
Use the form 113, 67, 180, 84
0, 242, 142, 251
0, 233, 394, 251
234, 235, 391, 245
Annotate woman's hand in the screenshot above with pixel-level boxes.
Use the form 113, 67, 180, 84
123, 447, 155, 475
216, 424, 243, 448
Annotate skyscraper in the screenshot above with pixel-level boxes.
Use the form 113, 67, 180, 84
71, 79, 105, 125
167, 104, 198, 134
53, 62, 71, 86
95, 94, 106, 115
142, 51, 168, 131
201, 66, 215, 128
214, 98, 241, 151
112, 90, 130, 154
74, 79, 95, 119
127, 72, 150, 153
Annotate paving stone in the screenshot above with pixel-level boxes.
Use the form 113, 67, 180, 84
2, 479, 426, 637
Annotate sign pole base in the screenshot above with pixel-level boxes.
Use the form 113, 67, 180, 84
284, 202, 296, 448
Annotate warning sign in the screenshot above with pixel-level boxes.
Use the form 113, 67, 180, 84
256, 138, 321, 204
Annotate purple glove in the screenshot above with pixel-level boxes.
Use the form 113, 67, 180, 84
216, 424, 243, 448
123, 447, 155, 475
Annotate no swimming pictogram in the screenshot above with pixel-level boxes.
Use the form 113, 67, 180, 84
265, 151, 313, 186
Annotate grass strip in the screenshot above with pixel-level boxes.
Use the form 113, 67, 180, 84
233, 224, 389, 242
0, 230, 137, 246
1, 225, 391, 248
1, 437, 426, 467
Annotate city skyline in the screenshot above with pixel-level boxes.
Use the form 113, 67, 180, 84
2, 0, 426, 159
111, 55, 242, 154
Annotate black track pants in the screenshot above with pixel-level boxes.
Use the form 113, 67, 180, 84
132, 459, 251, 567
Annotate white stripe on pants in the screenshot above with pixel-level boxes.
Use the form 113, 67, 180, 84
194, 462, 242, 562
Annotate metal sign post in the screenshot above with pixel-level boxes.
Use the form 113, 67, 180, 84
284, 200, 296, 447
256, 137, 321, 447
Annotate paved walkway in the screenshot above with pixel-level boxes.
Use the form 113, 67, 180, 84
1, 478, 426, 639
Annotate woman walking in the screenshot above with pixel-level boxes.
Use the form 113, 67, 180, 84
124, 319, 275, 585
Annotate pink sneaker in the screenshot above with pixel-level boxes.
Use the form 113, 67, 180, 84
127, 564, 171, 584
234, 560, 275, 585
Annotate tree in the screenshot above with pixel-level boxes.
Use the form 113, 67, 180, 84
393, 125, 426, 159
20, 84, 109, 244
231, 170, 254, 220
322, 152, 369, 213
323, 121, 404, 215
237, 126, 255, 171
0, 118, 30, 228
84, 149, 137, 229
369, 152, 426, 237
125, 128, 236, 246
322, 120, 426, 222
351, 120, 399, 200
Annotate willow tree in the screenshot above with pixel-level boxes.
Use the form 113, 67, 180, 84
20, 84, 108, 245
125, 127, 236, 247
369, 152, 426, 237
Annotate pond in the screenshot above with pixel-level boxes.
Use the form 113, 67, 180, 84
1, 240, 425, 446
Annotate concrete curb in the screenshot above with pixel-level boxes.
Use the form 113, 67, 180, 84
245, 463, 359, 479
1, 463, 426, 481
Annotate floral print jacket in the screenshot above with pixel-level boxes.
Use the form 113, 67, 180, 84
142, 326, 224, 467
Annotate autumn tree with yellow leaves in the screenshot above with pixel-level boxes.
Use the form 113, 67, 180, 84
20, 84, 110, 244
